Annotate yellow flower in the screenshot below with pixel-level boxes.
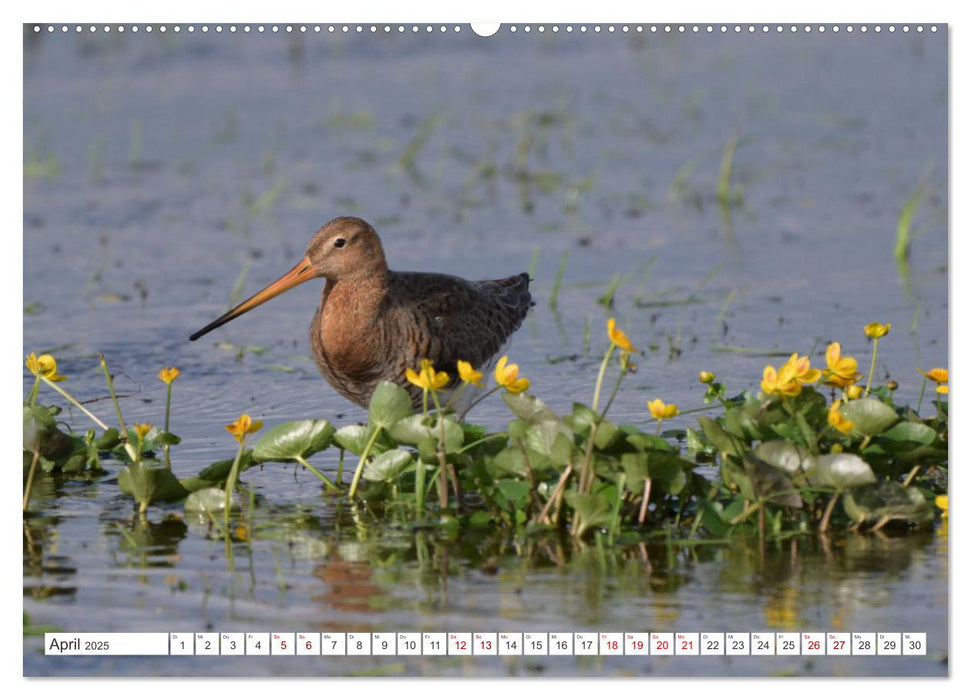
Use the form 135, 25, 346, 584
606, 318, 636, 353
647, 399, 679, 420
935, 494, 948, 517
494, 356, 530, 394
827, 400, 855, 434
25, 353, 67, 382
456, 360, 484, 387
698, 371, 715, 384
846, 384, 863, 400
406, 359, 449, 391
783, 353, 821, 385
864, 322, 891, 339
822, 343, 861, 388
920, 367, 948, 384
761, 362, 802, 397
133, 423, 153, 440
225, 413, 263, 443
158, 367, 181, 384
918, 368, 948, 395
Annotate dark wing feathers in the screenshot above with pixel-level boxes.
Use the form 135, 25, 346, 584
383, 271, 532, 398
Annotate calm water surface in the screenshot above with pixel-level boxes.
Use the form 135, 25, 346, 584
22, 25, 947, 676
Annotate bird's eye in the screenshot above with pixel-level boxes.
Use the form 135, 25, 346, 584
334, 238, 347, 248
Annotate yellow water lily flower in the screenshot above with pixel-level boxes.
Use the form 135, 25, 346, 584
918, 368, 948, 394
606, 318, 636, 353
132, 423, 153, 440
846, 384, 863, 400
827, 400, 855, 434
822, 342, 861, 388
456, 360, 484, 387
935, 494, 948, 517
920, 367, 948, 384
783, 353, 821, 385
761, 362, 802, 397
225, 413, 263, 443
406, 359, 449, 391
698, 371, 715, 384
494, 356, 530, 394
25, 353, 67, 382
158, 367, 181, 384
864, 322, 891, 339
647, 399, 679, 420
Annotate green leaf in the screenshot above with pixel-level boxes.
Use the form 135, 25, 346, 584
594, 419, 621, 450
879, 421, 938, 445
524, 420, 575, 467
23, 405, 74, 461
184, 487, 229, 515
502, 392, 559, 424
724, 405, 764, 441
467, 511, 493, 527
489, 445, 548, 477
753, 441, 814, 476
252, 420, 335, 463
564, 403, 599, 436
808, 453, 877, 490
839, 398, 900, 436
334, 425, 370, 454
118, 462, 189, 509
625, 432, 678, 453
191, 451, 255, 485
367, 381, 414, 428
842, 482, 934, 526
564, 490, 614, 537
389, 414, 464, 453
698, 500, 732, 537
699, 415, 744, 458
494, 479, 530, 509
742, 455, 803, 507
363, 449, 414, 482
96, 428, 120, 450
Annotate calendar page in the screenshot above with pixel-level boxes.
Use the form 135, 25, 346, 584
20, 6, 949, 685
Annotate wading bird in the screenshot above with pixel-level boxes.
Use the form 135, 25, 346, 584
190, 217, 533, 409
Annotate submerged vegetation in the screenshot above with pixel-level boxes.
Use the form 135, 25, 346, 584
24, 319, 947, 547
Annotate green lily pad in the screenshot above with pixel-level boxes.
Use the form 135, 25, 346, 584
625, 432, 678, 453
96, 427, 120, 450
524, 420, 575, 467
334, 424, 394, 455
879, 421, 938, 445
742, 455, 803, 507
489, 444, 549, 477
842, 482, 934, 526
753, 440, 815, 476
363, 449, 414, 482
493, 479, 530, 510
594, 419, 622, 450
252, 419, 334, 463
699, 415, 745, 458
389, 414, 464, 453
184, 487, 229, 515
23, 405, 74, 462
839, 398, 900, 436
118, 462, 189, 510
724, 405, 765, 441
564, 490, 614, 537
368, 381, 414, 429
807, 453, 877, 490
502, 392, 559, 424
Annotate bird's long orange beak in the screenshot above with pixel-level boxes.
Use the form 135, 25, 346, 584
189, 255, 317, 341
